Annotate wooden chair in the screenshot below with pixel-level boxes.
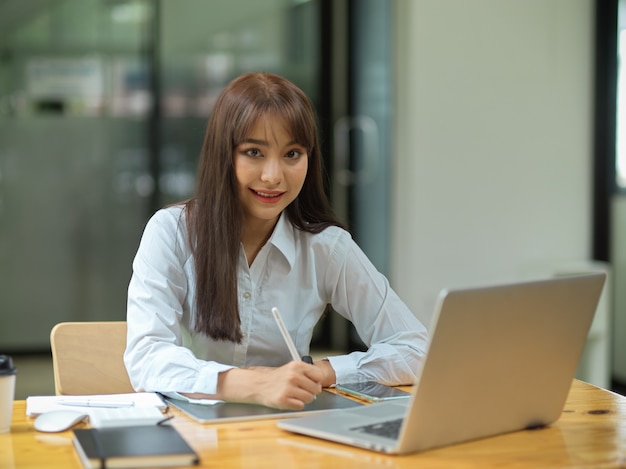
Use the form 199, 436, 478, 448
50, 321, 135, 395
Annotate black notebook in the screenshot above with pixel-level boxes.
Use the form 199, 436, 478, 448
72, 424, 199, 468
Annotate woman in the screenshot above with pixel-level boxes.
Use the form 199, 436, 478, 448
124, 72, 428, 410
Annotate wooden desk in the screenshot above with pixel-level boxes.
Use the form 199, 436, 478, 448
3, 380, 625, 468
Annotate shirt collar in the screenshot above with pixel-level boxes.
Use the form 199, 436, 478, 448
268, 213, 296, 269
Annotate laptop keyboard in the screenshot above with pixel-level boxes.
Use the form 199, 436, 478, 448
351, 418, 403, 440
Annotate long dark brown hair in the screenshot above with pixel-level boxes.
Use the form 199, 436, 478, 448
185, 72, 344, 342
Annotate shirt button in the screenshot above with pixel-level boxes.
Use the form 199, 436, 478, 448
243, 292, 251, 300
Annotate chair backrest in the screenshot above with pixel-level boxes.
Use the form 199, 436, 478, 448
50, 321, 135, 395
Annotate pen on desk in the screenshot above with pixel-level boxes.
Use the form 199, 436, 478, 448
58, 400, 135, 408
271, 307, 313, 364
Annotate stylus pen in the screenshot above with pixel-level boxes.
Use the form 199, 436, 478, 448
271, 307, 313, 364
59, 400, 135, 408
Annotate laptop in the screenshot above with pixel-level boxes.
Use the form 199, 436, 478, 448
278, 273, 606, 455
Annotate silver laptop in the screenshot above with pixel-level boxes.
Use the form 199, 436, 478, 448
278, 273, 606, 455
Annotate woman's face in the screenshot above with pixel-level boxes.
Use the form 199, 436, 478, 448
234, 116, 308, 230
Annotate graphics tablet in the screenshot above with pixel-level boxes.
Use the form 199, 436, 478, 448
162, 389, 362, 424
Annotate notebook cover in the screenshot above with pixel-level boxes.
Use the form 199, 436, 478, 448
72, 425, 199, 468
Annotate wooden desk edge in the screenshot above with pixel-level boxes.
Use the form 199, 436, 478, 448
6, 379, 626, 469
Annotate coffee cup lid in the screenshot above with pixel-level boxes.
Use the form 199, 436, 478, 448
0, 355, 17, 376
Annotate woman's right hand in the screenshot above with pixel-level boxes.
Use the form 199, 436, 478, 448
217, 361, 324, 410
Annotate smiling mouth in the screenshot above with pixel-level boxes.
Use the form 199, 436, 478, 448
250, 189, 286, 204
250, 189, 284, 199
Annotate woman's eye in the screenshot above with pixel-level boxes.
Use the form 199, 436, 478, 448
245, 148, 261, 157
286, 150, 303, 159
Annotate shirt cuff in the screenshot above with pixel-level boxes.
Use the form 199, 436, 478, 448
326, 355, 360, 385
194, 362, 236, 395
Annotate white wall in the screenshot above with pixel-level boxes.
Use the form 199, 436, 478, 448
391, 0, 595, 328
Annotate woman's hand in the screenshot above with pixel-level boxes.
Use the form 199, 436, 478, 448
217, 361, 325, 410
312, 359, 337, 387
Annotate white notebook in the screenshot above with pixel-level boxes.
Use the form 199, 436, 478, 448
26, 392, 167, 417
88, 406, 167, 428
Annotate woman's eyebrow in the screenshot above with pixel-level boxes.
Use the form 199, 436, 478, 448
239, 137, 301, 146
240, 138, 268, 145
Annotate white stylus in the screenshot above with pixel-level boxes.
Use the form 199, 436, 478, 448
271, 307, 313, 364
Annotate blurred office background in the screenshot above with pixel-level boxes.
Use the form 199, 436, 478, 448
1, 0, 625, 398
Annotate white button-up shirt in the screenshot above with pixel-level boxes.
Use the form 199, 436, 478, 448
124, 205, 429, 395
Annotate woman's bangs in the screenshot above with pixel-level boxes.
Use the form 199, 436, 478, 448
279, 103, 315, 152
231, 104, 263, 146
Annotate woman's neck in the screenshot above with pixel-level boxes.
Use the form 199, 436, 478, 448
241, 217, 278, 266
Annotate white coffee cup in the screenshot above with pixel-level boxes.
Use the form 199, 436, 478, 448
0, 355, 17, 434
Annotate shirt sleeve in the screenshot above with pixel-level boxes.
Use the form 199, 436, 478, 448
324, 232, 429, 385
123, 209, 234, 396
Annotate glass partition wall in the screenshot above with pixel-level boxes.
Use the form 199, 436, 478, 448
0, 0, 323, 350
0, 0, 155, 350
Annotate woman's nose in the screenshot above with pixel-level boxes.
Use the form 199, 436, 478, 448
260, 157, 282, 184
